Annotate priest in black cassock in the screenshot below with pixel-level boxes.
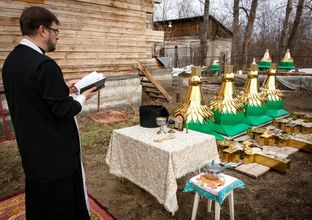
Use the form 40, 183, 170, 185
2, 6, 98, 220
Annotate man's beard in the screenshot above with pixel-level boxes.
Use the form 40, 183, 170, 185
47, 38, 56, 52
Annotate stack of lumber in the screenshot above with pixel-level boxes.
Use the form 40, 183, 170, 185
138, 62, 172, 103
0, 0, 164, 81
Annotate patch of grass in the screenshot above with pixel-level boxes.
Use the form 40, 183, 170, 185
0, 141, 24, 198
78, 111, 139, 160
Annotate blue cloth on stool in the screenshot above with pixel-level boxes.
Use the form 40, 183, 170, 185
183, 173, 245, 205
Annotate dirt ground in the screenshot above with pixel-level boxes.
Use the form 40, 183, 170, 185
1, 76, 312, 220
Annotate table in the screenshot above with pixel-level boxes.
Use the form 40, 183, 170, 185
106, 125, 219, 214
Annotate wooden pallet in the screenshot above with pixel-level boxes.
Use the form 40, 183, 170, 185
137, 62, 173, 103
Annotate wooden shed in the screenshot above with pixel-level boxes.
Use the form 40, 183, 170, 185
0, 0, 164, 110
154, 15, 233, 67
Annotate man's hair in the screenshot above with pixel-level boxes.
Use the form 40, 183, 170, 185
19, 6, 59, 36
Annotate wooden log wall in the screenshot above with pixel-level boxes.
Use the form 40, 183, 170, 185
154, 17, 232, 39
0, 0, 164, 81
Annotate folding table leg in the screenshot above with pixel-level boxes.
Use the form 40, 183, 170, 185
191, 192, 200, 220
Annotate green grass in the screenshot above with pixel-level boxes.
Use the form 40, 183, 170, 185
78, 110, 139, 152
0, 141, 24, 198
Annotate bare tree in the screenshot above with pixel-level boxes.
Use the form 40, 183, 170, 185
197, 0, 204, 15
231, 0, 240, 67
153, 0, 174, 21
279, 0, 293, 55
199, 0, 210, 66
241, 0, 258, 68
287, 0, 305, 50
247, 0, 312, 67
154, 0, 200, 21
306, 0, 312, 11
176, 0, 196, 19
253, 0, 281, 53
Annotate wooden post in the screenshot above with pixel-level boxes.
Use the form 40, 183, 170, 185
97, 89, 101, 112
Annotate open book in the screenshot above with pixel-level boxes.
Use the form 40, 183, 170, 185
74, 71, 106, 94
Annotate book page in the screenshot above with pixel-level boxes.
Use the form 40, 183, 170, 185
74, 71, 105, 94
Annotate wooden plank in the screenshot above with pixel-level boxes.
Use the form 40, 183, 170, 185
56, 39, 147, 47
61, 63, 136, 70
0, 26, 20, 33
76, 0, 153, 12
63, 70, 137, 79
235, 163, 270, 178
1, 62, 137, 75
0, 17, 19, 26
60, 31, 148, 40
138, 62, 172, 103
46, 51, 143, 59
0, 0, 152, 19
0, 3, 150, 28
38, 0, 149, 16
0, 0, 26, 10
0, 32, 159, 49
140, 80, 151, 84
50, 3, 146, 19
52, 8, 147, 24
53, 58, 143, 66
0, 26, 160, 42
0, 9, 25, 17
145, 92, 166, 99
1, 54, 152, 63
143, 87, 161, 94
138, 71, 145, 76
56, 14, 146, 29
58, 23, 145, 35
15, 0, 45, 3
0, 43, 148, 52
141, 82, 155, 88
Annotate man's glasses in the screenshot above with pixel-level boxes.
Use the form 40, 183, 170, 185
44, 26, 59, 35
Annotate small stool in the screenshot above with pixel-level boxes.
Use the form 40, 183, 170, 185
183, 173, 245, 220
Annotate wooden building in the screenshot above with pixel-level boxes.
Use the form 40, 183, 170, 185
0, 0, 163, 110
154, 15, 233, 67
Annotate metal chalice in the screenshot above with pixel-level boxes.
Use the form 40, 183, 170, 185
156, 117, 167, 134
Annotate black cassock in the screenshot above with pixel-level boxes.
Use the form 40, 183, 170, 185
2, 44, 90, 220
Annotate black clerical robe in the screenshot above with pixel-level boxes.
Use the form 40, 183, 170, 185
3, 44, 81, 181
2, 44, 90, 219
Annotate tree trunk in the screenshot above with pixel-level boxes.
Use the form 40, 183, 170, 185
230, 0, 240, 68
287, 0, 305, 50
279, 0, 292, 56
199, 0, 210, 66
241, 0, 258, 69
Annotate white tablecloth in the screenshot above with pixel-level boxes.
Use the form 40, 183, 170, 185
105, 125, 219, 214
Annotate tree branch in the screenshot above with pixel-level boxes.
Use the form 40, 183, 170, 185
305, 5, 312, 11
239, 6, 249, 18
